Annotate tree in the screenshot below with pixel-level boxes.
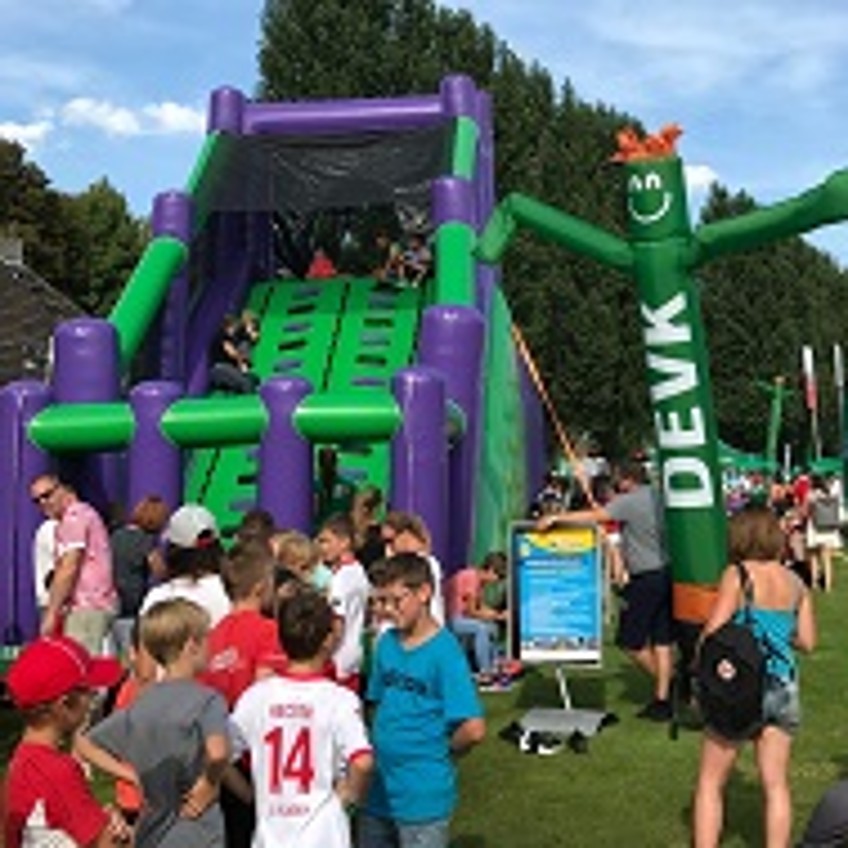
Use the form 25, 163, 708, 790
60, 179, 148, 314
257, 0, 848, 462
0, 140, 146, 315
699, 185, 848, 459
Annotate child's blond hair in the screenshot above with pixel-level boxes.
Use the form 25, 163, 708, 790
140, 598, 210, 666
271, 530, 319, 575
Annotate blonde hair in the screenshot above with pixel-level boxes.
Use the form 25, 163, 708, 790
271, 530, 319, 574
140, 598, 210, 666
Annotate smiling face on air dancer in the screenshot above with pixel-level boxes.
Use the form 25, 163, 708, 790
615, 123, 690, 240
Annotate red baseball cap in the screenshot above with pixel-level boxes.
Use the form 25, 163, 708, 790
6, 636, 123, 709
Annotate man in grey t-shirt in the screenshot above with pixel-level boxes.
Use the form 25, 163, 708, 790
538, 460, 673, 721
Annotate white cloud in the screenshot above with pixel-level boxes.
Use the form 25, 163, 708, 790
685, 164, 718, 192
61, 97, 141, 136
142, 102, 205, 134
447, 1, 848, 113
0, 120, 52, 151
59, 97, 204, 137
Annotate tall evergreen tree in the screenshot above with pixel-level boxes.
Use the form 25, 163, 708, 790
258, 0, 848, 462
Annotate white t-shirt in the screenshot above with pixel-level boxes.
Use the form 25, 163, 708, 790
427, 555, 445, 626
32, 519, 57, 608
230, 672, 371, 848
328, 560, 370, 680
139, 574, 231, 626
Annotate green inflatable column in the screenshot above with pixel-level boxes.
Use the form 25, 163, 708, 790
624, 153, 726, 623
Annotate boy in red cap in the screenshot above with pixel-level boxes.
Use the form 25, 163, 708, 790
3, 635, 129, 847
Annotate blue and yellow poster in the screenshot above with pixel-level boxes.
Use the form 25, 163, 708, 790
510, 522, 602, 664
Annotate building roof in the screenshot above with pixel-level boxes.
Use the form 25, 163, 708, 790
0, 260, 84, 385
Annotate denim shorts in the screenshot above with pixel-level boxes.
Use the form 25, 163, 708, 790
357, 813, 450, 848
763, 677, 800, 735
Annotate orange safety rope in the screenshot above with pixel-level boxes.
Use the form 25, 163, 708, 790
511, 323, 598, 509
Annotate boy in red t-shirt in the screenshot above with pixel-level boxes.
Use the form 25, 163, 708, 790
3, 635, 129, 848
201, 543, 283, 848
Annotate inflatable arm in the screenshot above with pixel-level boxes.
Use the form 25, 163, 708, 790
476, 192, 634, 272
693, 169, 848, 266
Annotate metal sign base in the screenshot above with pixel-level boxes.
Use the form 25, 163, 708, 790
518, 666, 610, 741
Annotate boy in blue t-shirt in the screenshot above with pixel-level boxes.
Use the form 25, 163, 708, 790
358, 552, 485, 847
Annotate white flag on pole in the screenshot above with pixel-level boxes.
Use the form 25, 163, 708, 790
802, 345, 817, 411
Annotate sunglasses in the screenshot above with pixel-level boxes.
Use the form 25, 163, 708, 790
32, 485, 58, 505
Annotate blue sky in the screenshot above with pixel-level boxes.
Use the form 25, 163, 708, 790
4, 0, 848, 262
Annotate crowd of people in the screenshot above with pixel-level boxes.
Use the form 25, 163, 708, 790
5, 453, 846, 846
3, 468, 509, 848
532, 458, 848, 847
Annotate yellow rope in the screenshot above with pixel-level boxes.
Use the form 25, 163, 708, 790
511, 323, 597, 509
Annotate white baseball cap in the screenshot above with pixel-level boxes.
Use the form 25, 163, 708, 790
164, 504, 219, 548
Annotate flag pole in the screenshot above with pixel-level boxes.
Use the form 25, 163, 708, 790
802, 345, 822, 463
834, 343, 845, 463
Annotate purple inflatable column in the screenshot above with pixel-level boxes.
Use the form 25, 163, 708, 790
440, 74, 477, 118
258, 377, 312, 532
391, 367, 449, 565
152, 192, 192, 383
0, 381, 51, 642
418, 307, 485, 573
208, 86, 246, 134
128, 381, 182, 515
52, 318, 121, 514
184, 87, 247, 396
474, 90, 499, 308
53, 318, 120, 403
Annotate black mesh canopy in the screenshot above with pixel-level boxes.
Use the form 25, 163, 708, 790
205, 124, 451, 217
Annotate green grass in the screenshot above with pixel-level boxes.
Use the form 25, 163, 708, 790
2, 570, 846, 847
453, 572, 848, 847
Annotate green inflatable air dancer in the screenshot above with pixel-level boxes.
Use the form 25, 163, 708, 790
477, 124, 848, 622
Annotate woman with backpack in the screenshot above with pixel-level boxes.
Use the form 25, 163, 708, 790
805, 474, 843, 591
692, 505, 816, 848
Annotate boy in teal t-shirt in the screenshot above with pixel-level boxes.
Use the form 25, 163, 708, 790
358, 552, 485, 847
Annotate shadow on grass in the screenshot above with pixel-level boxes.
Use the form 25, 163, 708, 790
679, 768, 763, 846
513, 666, 608, 711
450, 836, 487, 847
611, 659, 655, 708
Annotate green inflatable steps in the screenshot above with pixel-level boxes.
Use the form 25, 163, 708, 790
323, 279, 423, 493
185, 277, 424, 538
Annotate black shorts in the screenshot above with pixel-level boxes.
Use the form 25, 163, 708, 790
616, 570, 673, 650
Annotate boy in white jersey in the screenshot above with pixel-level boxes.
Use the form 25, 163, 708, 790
230, 585, 373, 848
316, 513, 371, 692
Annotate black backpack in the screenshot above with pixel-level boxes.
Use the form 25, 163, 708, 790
696, 564, 767, 741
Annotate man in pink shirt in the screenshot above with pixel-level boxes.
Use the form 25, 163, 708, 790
30, 475, 117, 654
445, 552, 508, 677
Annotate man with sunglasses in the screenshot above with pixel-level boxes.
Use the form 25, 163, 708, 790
30, 475, 117, 654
